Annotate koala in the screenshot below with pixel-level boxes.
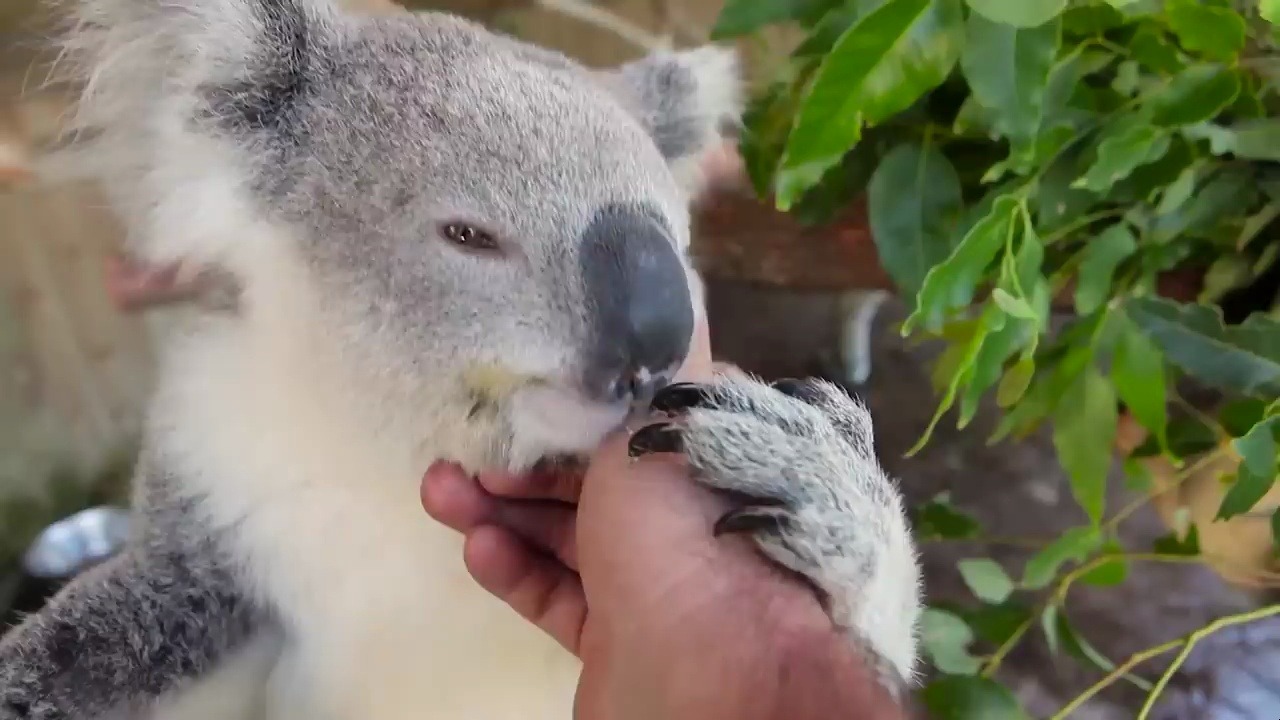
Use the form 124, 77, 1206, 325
0, 0, 922, 717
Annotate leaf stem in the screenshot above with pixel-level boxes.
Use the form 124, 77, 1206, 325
1103, 445, 1233, 532
1059, 603, 1280, 720
1041, 208, 1128, 246
1048, 639, 1181, 720
980, 614, 1034, 678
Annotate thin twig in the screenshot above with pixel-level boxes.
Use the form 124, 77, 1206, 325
1103, 444, 1233, 532
1049, 639, 1182, 720
1135, 603, 1280, 720
533, 0, 668, 51
981, 615, 1034, 678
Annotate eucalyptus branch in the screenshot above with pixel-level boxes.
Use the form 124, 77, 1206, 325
1052, 603, 1280, 720
980, 615, 1034, 678
1048, 638, 1181, 720
984, 551, 1264, 681
1143, 604, 1280, 719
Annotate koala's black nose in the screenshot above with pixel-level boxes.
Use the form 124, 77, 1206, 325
580, 203, 695, 404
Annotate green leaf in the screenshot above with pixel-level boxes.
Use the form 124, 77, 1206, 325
1199, 255, 1254, 304
904, 195, 1020, 334
792, 2, 861, 57
1217, 417, 1280, 520
867, 143, 965, 301
1238, 417, 1280, 479
958, 558, 1015, 603
1216, 467, 1276, 521
1112, 312, 1168, 452
910, 305, 1007, 454
915, 493, 982, 539
1042, 605, 1149, 689
1127, 26, 1185, 75
1149, 64, 1240, 127
1022, 526, 1102, 589
1263, 0, 1280, 25
777, 0, 963, 208
710, 0, 832, 38
1150, 164, 1256, 244
1153, 524, 1201, 556
922, 676, 1028, 719
920, 607, 983, 675
1134, 415, 1218, 460
738, 77, 809, 198
789, 142, 881, 226
1063, 3, 1126, 33
1165, 0, 1246, 62
1220, 398, 1271, 438
1124, 297, 1280, 398
1188, 119, 1280, 162
1073, 225, 1137, 315
1052, 367, 1118, 524
964, 0, 1066, 28
991, 289, 1037, 320
1035, 138, 1098, 232
958, 311, 1035, 427
1272, 508, 1279, 548
996, 355, 1035, 407
1074, 124, 1171, 194
1155, 161, 1205, 217
1079, 547, 1129, 587
1122, 456, 1153, 491
959, 13, 1060, 146
1040, 604, 1063, 655
958, 601, 1034, 647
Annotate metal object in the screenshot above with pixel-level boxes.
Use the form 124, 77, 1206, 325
21, 506, 131, 580
838, 289, 890, 386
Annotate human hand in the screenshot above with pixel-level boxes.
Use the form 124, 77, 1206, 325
422, 322, 901, 720
104, 254, 204, 312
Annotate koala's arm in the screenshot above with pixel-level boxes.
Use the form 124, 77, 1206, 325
634, 374, 923, 693
0, 548, 258, 719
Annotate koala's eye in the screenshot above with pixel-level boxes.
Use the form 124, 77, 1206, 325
440, 222, 499, 252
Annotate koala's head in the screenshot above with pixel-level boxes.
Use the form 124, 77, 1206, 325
56, 0, 741, 471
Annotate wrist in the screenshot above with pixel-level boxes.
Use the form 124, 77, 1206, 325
715, 562, 907, 720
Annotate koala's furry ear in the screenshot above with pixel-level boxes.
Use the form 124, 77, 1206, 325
597, 45, 744, 200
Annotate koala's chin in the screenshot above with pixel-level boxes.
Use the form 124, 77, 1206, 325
506, 383, 632, 472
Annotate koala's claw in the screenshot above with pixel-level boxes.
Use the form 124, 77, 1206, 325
640, 373, 922, 691
626, 423, 683, 456
711, 503, 792, 537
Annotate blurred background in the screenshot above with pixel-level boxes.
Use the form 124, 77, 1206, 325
2, 0, 1280, 718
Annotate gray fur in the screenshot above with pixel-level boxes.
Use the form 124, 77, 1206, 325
3, 0, 921, 715
0, 454, 263, 719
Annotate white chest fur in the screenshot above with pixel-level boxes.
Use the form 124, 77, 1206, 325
146, 321, 581, 720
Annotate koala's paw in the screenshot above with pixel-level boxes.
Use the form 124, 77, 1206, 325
632, 374, 922, 688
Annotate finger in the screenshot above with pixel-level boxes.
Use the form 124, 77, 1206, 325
463, 526, 586, 656
420, 461, 497, 533
424, 463, 581, 569
477, 467, 583, 504
494, 500, 579, 570
675, 318, 714, 384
